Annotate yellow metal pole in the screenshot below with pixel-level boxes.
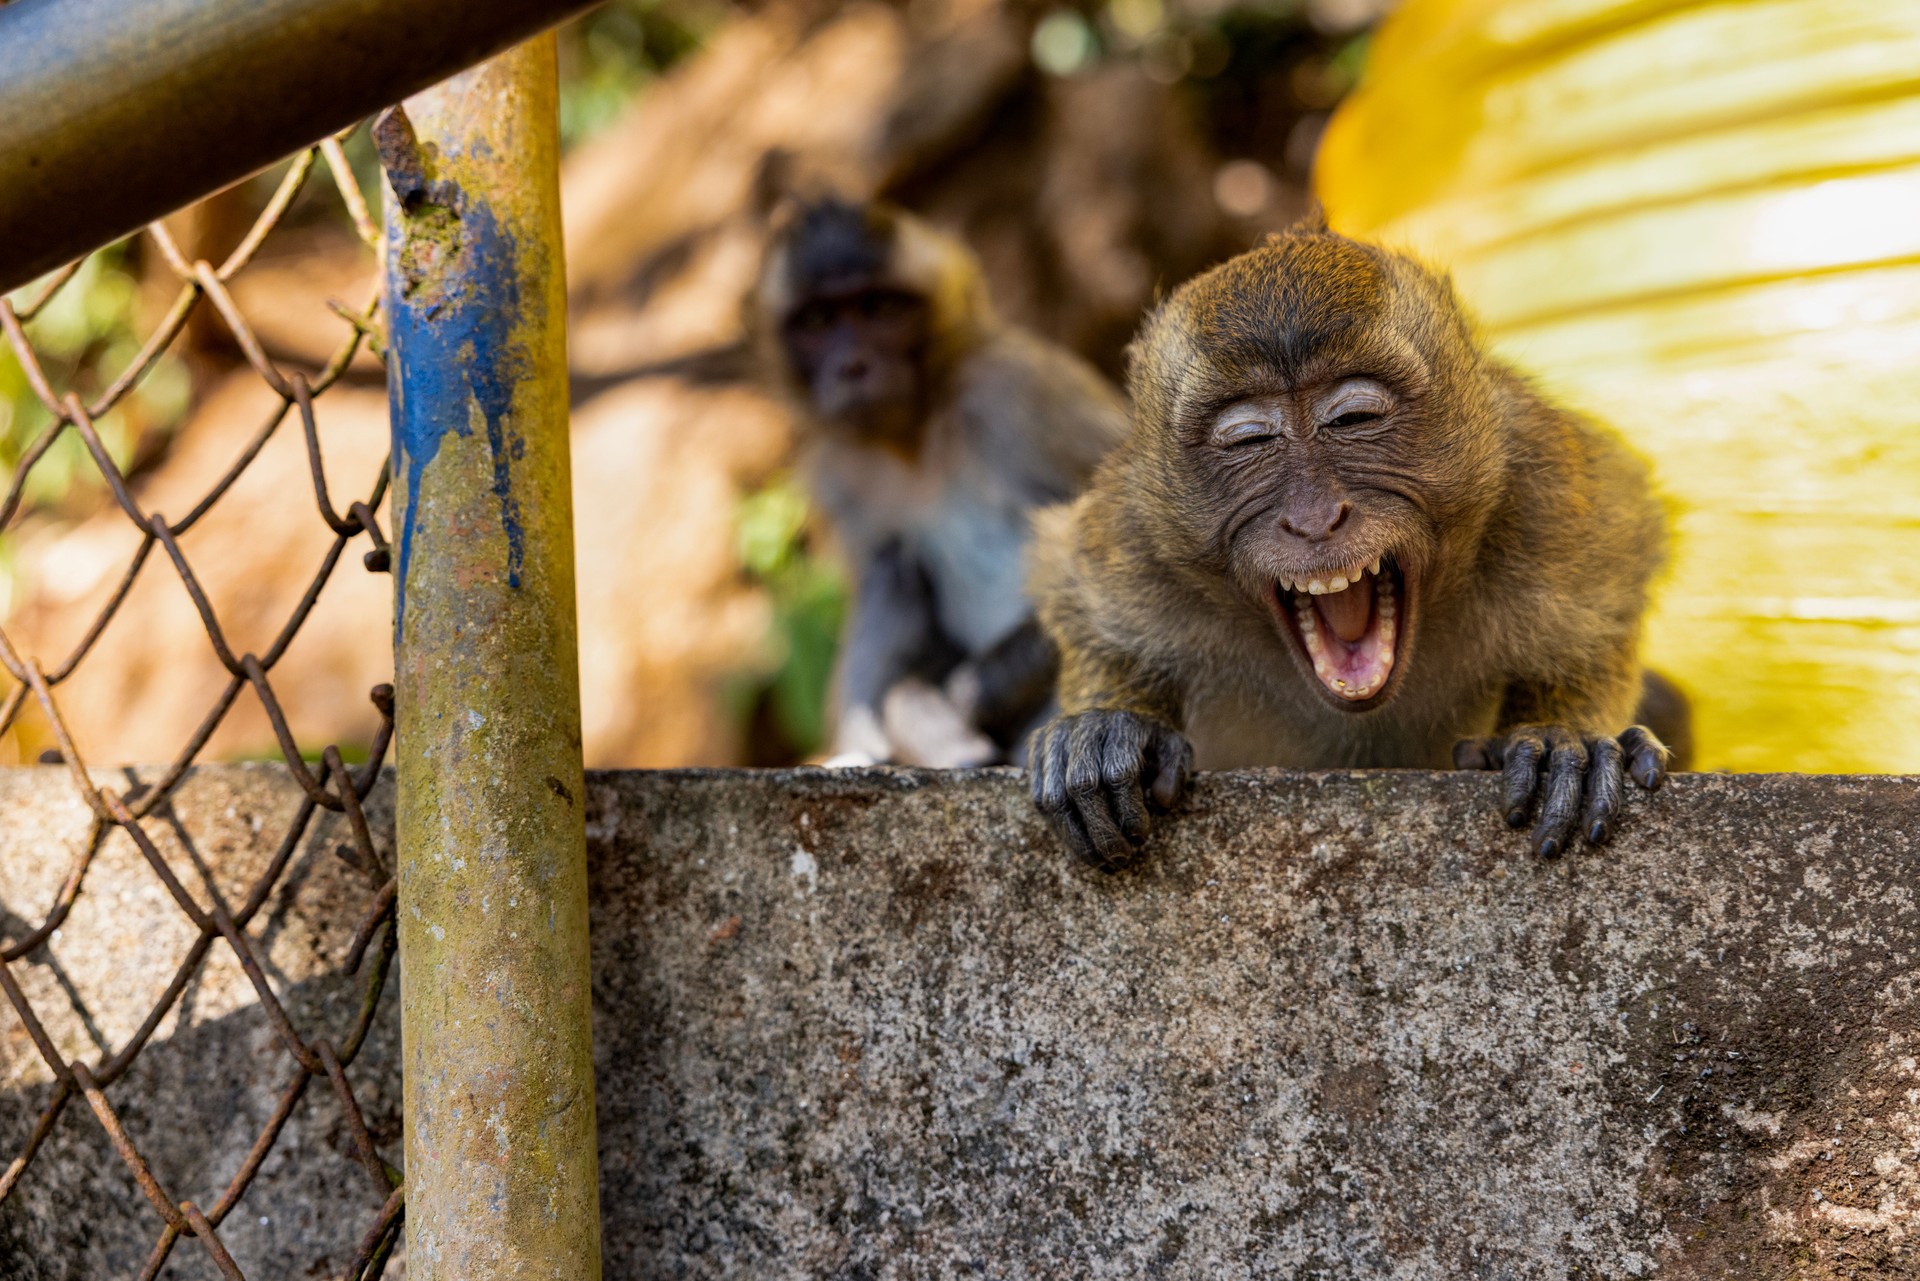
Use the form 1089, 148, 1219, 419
381, 36, 601, 1279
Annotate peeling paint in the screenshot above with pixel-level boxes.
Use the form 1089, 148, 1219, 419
386, 183, 531, 634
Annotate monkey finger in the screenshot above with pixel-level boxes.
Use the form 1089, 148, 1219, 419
1580, 736, 1626, 845
1029, 721, 1071, 817
1064, 718, 1137, 865
1078, 793, 1137, 868
1530, 732, 1588, 858
1060, 762, 1123, 845
1104, 763, 1153, 848
1107, 788, 1152, 848
1501, 729, 1547, 828
1619, 725, 1671, 791
1146, 728, 1193, 810
1452, 737, 1501, 771
1050, 805, 1107, 871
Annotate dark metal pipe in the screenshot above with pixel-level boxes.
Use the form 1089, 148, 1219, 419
0, 0, 600, 294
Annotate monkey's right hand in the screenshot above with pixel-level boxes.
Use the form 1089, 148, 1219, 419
1452, 724, 1671, 858
825, 705, 894, 768
1029, 710, 1193, 872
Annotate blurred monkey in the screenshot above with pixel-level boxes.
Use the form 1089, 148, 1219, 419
754, 197, 1128, 765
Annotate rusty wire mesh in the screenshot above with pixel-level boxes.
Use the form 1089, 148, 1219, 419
0, 129, 403, 1279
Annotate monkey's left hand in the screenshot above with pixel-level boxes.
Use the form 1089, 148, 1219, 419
1452, 724, 1670, 857
1029, 710, 1193, 872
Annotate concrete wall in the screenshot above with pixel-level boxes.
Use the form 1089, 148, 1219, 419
4, 765, 1919, 1278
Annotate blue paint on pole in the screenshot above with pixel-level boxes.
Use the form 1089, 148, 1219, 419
387, 195, 532, 633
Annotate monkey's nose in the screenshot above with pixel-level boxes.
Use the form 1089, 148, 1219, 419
1280, 500, 1351, 543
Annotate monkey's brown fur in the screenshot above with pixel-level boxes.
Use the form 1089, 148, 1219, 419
1029, 223, 1674, 862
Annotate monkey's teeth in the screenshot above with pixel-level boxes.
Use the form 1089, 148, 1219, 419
1287, 558, 1391, 601
1287, 557, 1399, 702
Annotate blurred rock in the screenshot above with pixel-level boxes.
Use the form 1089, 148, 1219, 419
5, 371, 792, 770
226, 226, 382, 378
572, 379, 791, 766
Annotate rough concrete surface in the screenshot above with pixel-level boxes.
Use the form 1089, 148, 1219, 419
5, 765, 1920, 1279
0, 765, 403, 1281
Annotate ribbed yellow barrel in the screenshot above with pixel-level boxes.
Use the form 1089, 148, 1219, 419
1316, 0, 1920, 772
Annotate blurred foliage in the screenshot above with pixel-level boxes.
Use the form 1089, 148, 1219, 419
557, 0, 732, 147
0, 249, 193, 529
732, 476, 847, 759
1027, 1, 1376, 182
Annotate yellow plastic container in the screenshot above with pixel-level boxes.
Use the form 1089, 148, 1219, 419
1316, 0, 1920, 773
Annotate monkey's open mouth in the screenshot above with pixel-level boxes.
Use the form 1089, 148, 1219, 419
1272, 556, 1405, 707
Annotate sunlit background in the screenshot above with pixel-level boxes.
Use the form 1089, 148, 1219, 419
5, 0, 1913, 773
1318, 0, 1920, 772
0, 0, 1386, 770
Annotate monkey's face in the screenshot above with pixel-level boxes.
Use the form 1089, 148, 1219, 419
783, 284, 930, 445
1132, 230, 1504, 714
1194, 375, 1436, 712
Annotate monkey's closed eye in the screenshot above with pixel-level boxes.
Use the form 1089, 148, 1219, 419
1318, 378, 1394, 430
1217, 420, 1278, 448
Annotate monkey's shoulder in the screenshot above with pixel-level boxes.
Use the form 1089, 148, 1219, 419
947, 329, 1129, 494
1488, 397, 1667, 594
1036, 496, 1244, 661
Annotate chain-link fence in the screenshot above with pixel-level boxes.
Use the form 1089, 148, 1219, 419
0, 128, 404, 1279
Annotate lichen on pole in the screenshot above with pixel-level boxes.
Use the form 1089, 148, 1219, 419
381, 36, 601, 1279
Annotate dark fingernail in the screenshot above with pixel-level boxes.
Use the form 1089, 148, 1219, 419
1538, 837, 1562, 859
1587, 822, 1608, 844
1505, 807, 1529, 828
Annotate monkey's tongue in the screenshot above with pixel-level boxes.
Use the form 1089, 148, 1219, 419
1290, 570, 1398, 702
1315, 579, 1374, 643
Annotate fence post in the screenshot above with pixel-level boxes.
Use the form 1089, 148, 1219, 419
380, 35, 601, 1280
